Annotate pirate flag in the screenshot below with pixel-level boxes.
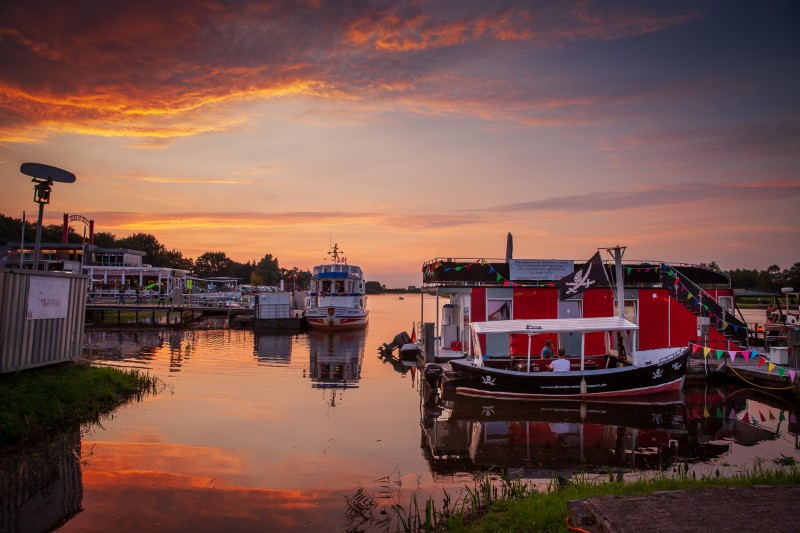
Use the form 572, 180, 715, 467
556, 251, 609, 300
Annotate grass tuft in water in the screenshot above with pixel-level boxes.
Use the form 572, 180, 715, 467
0, 362, 161, 448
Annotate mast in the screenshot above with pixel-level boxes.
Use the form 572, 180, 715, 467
613, 246, 626, 318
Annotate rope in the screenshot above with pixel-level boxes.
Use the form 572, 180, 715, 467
727, 364, 797, 391
566, 515, 591, 533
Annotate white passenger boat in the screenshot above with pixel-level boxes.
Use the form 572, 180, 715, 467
304, 244, 369, 330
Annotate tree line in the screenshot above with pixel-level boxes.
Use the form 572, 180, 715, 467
2, 213, 797, 291
0, 213, 311, 288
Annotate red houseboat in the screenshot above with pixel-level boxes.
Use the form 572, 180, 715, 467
418, 248, 748, 396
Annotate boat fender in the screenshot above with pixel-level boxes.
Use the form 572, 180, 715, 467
580, 377, 588, 397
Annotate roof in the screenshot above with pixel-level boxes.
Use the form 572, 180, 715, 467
471, 316, 639, 335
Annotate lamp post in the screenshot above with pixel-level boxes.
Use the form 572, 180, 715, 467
20, 163, 76, 270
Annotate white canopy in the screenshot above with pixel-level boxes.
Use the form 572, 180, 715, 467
471, 316, 638, 335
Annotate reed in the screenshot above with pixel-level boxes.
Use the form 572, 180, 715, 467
0, 362, 161, 447
345, 459, 800, 532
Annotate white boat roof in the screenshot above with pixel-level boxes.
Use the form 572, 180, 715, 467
471, 316, 638, 335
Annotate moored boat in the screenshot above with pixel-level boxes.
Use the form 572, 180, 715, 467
448, 316, 690, 399
304, 244, 369, 330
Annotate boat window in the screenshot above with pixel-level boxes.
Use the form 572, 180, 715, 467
487, 300, 511, 321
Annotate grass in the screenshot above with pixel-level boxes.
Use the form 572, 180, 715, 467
347, 459, 800, 532
0, 362, 160, 447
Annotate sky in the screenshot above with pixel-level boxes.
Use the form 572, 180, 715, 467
1, 0, 798, 288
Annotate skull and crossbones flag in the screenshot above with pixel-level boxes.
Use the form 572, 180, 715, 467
556, 251, 610, 300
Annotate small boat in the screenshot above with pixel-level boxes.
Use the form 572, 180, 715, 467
304, 244, 369, 330
447, 316, 690, 399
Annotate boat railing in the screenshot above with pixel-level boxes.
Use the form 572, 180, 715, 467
658, 346, 688, 365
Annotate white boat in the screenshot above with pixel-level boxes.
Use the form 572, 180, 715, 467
304, 244, 369, 330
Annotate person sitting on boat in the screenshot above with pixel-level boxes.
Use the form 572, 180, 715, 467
540, 339, 554, 359
549, 349, 570, 372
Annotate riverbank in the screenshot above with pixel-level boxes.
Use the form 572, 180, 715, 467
0, 363, 159, 447
367, 460, 800, 532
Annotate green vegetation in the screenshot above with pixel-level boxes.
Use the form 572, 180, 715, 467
0, 363, 160, 448
348, 460, 800, 532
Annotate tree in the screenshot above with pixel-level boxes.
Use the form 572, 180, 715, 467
253, 253, 281, 285
194, 251, 234, 278
365, 281, 384, 294
117, 233, 168, 266
92, 231, 117, 248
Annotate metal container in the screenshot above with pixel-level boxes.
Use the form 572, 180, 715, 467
0, 269, 87, 373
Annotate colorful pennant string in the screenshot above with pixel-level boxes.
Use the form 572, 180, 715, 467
689, 342, 797, 382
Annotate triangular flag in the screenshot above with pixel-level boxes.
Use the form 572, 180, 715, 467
626, 267, 632, 275
790, 370, 796, 382
410, 324, 417, 344
703, 347, 712, 358
778, 367, 785, 378
779, 411, 786, 421
769, 411, 776, 420
768, 362, 775, 373
691, 343, 702, 354
729, 409, 737, 420
790, 414, 797, 424
716, 408, 723, 418
758, 357, 766, 368
496, 274, 502, 282
743, 412, 750, 423
751, 350, 759, 359
715, 349, 724, 360
703, 408, 710, 418
752, 417, 758, 426
722, 321, 729, 329
759, 411, 766, 422
728, 350, 736, 362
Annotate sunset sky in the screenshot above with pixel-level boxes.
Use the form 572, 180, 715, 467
1, 0, 798, 287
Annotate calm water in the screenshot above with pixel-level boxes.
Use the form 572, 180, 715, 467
3, 295, 799, 532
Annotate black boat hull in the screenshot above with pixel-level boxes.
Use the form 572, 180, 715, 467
449, 348, 689, 399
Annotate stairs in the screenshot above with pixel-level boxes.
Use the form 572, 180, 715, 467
660, 263, 748, 346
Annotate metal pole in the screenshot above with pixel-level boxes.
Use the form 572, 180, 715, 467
614, 247, 625, 319
34, 201, 45, 270
20, 211, 25, 268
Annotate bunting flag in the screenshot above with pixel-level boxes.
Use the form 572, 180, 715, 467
729, 409, 737, 420
759, 411, 766, 422
779, 411, 786, 421
688, 343, 796, 382
743, 412, 750, 423
410, 324, 417, 344
703, 408, 710, 418
769, 411, 776, 420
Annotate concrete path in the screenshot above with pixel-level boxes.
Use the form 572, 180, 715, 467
568, 485, 800, 532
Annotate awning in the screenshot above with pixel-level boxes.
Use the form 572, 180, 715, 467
471, 316, 638, 335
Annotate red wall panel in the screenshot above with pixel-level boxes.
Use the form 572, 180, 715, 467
471, 288, 486, 354
639, 289, 670, 350
510, 289, 558, 355
670, 297, 699, 349
583, 289, 614, 355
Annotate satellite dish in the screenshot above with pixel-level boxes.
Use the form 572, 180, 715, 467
20, 162, 76, 183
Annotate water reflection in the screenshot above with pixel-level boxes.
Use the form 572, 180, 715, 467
253, 332, 293, 365
421, 383, 800, 479
307, 330, 365, 406
0, 433, 83, 533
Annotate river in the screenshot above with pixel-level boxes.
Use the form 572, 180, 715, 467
3, 294, 799, 532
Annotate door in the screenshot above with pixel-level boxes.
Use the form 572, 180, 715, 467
558, 301, 582, 355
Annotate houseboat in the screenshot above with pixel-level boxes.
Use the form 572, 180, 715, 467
304, 244, 369, 330
418, 247, 749, 393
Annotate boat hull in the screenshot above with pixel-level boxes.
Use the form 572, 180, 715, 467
305, 308, 369, 330
449, 348, 689, 399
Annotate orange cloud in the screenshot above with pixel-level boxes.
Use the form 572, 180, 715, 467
0, 1, 705, 143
